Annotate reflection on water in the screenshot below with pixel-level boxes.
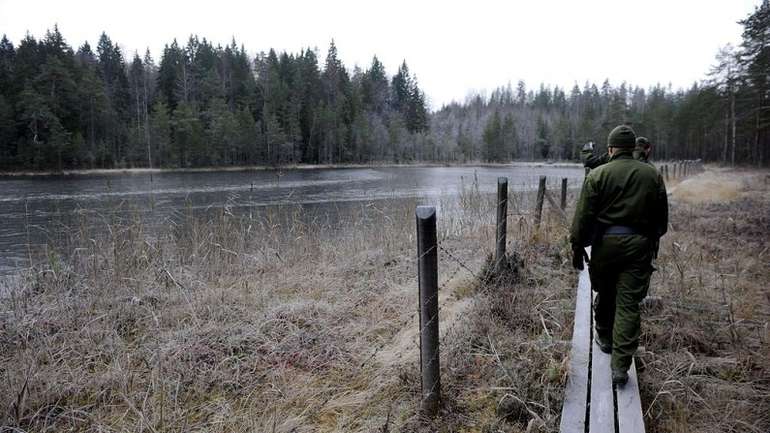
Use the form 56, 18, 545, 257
0, 164, 583, 274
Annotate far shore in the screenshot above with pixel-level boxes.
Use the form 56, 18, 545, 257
0, 160, 584, 177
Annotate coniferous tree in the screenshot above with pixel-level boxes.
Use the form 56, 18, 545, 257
483, 110, 502, 161
362, 56, 389, 114
96, 32, 131, 166
157, 39, 184, 111
1, 29, 434, 169
0, 36, 17, 167
171, 102, 204, 166
4, 24, 767, 170
502, 112, 518, 159
0, 95, 14, 167
150, 100, 171, 166
536, 116, 550, 159
738, 0, 770, 164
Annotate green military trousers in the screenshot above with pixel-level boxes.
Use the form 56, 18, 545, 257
589, 234, 653, 371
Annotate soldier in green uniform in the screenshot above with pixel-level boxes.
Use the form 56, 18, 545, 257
581, 136, 654, 169
633, 136, 653, 164
580, 141, 609, 169
570, 125, 668, 385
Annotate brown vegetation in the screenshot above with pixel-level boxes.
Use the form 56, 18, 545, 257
640, 169, 770, 433
0, 168, 768, 433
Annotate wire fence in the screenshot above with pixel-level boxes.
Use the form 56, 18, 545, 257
406, 159, 703, 417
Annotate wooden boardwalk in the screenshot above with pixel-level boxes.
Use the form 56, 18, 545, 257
559, 248, 645, 433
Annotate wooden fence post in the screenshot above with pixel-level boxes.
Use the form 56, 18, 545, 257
495, 177, 508, 272
560, 178, 568, 211
416, 206, 440, 416
535, 175, 546, 227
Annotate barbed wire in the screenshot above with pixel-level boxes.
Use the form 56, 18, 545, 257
358, 239, 485, 373
356, 176, 596, 405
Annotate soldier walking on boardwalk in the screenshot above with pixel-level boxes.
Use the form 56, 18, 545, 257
570, 125, 669, 385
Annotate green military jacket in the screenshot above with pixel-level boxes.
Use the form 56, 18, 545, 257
570, 150, 668, 248
581, 148, 651, 169
581, 149, 610, 169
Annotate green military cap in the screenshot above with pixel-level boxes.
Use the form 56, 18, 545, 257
636, 136, 651, 148
608, 125, 636, 148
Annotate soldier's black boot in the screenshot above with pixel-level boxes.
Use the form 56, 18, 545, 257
594, 334, 612, 354
612, 368, 629, 386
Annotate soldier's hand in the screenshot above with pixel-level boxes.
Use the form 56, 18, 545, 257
572, 245, 586, 270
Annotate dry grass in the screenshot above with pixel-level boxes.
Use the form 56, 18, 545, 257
1, 167, 767, 433
669, 168, 744, 204
0, 176, 579, 433
640, 168, 770, 433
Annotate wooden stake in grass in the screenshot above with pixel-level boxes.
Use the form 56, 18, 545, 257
560, 177, 568, 211
416, 206, 440, 416
495, 177, 508, 273
535, 176, 546, 227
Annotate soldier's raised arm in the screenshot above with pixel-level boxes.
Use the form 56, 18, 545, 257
580, 141, 610, 170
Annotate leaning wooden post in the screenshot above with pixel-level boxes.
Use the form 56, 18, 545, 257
535, 175, 546, 227
416, 206, 440, 416
495, 177, 508, 272
560, 177, 568, 211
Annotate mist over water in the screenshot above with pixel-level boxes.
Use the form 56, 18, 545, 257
0, 164, 583, 275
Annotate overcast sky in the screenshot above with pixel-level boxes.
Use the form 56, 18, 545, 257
0, 0, 761, 109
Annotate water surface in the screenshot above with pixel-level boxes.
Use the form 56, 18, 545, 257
0, 164, 583, 274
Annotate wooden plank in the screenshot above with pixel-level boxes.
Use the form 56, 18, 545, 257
589, 291, 615, 433
616, 358, 645, 433
558, 255, 592, 433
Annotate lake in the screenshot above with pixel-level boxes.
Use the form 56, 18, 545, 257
0, 164, 584, 275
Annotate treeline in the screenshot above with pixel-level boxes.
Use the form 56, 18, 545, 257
0, 27, 429, 170
430, 1, 770, 166
1, 1, 768, 171
430, 80, 696, 162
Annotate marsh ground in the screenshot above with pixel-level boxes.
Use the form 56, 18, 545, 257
0, 167, 768, 432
